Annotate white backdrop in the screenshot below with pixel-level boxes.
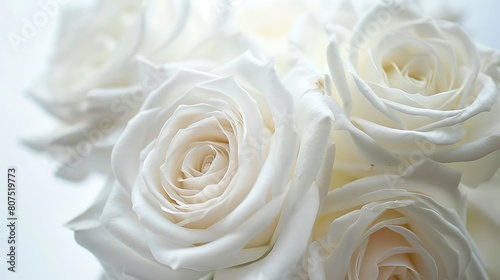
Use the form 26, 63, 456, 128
0, 0, 499, 279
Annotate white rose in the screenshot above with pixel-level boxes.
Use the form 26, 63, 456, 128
69, 181, 211, 280
27, 0, 260, 179
31, 0, 252, 108
33, 0, 150, 107
321, 0, 500, 187
285, 160, 487, 279
69, 53, 334, 279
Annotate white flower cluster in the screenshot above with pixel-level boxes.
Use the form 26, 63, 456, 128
29, 0, 500, 279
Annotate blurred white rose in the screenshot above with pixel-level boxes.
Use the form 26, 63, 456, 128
27, 0, 260, 179
285, 160, 488, 279
32, 0, 158, 106
69, 53, 334, 279
26, 0, 185, 179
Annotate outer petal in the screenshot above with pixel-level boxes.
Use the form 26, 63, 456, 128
215, 184, 321, 280
466, 172, 500, 279
112, 108, 163, 190
31, 0, 144, 104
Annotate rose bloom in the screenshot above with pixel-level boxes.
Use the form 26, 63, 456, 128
316, 0, 500, 187
27, 0, 258, 179
68, 53, 334, 279
26, 0, 184, 179
285, 160, 488, 280
223, 0, 328, 72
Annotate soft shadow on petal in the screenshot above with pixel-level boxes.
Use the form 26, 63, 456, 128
214, 184, 321, 280
466, 172, 500, 279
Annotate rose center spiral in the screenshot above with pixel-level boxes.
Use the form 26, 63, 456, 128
200, 154, 215, 174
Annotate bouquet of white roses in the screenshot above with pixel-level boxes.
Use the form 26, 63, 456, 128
27, 0, 500, 279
